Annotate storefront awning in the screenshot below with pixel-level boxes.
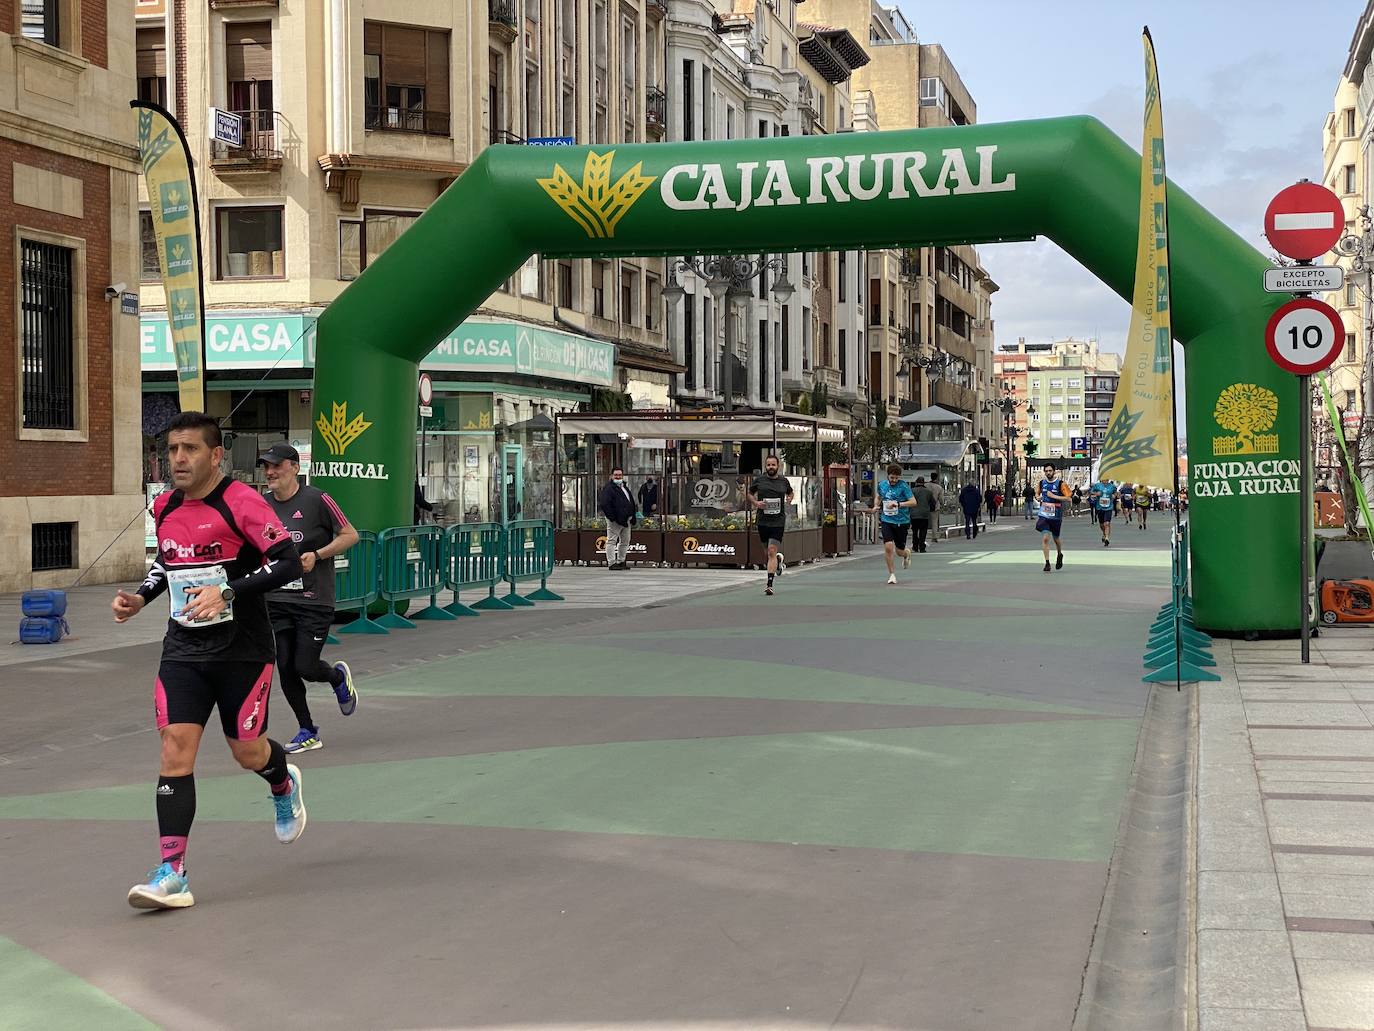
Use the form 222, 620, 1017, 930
557, 416, 846, 442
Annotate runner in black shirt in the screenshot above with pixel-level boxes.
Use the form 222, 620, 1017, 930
747, 454, 793, 596
259, 443, 360, 753
112, 412, 307, 910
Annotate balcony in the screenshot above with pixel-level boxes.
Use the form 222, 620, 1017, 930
935, 324, 975, 364
932, 380, 976, 413
489, 0, 518, 41
208, 0, 277, 7
365, 105, 452, 137
646, 0, 667, 19
899, 254, 920, 282
646, 86, 667, 138
210, 110, 283, 174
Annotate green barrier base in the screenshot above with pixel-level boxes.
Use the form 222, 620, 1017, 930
444, 598, 481, 617
504, 586, 537, 607
376, 607, 417, 629
412, 601, 458, 621
337, 611, 389, 635
1144, 643, 1216, 668
525, 584, 563, 601
1143, 661, 1221, 684
472, 591, 515, 611
326, 632, 341, 645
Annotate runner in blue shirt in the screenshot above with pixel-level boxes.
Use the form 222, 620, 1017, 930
1036, 463, 1072, 572
857, 463, 921, 585
1090, 478, 1119, 547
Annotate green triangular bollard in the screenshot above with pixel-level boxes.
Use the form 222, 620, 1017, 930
412, 603, 458, 621
504, 590, 537, 607
337, 613, 388, 635
525, 586, 564, 601
444, 600, 481, 617
1143, 643, 1215, 668
375, 611, 416, 629
1142, 661, 1221, 684
472, 593, 514, 611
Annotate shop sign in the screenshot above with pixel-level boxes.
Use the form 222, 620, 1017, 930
141, 312, 319, 371
688, 476, 742, 513
422, 321, 616, 386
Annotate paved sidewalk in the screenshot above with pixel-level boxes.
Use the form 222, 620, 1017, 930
1196, 629, 1374, 1031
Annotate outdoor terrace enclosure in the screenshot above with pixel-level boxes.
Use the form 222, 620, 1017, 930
310, 115, 1298, 633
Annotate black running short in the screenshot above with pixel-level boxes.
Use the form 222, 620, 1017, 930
1097, 509, 1114, 523
155, 659, 274, 740
757, 524, 785, 546
1036, 517, 1064, 540
880, 522, 910, 550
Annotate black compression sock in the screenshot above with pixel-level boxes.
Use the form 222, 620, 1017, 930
157, 774, 196, 872
254, 738, 292, 794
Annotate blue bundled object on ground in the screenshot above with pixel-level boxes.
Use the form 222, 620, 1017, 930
20, 616, 70, 644
21, 589, 67, 618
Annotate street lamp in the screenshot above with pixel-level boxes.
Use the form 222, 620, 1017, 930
663, 255, 794, 413
981, 393, 1035, 495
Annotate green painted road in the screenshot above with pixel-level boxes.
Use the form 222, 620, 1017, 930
0, 516, 1169, 1030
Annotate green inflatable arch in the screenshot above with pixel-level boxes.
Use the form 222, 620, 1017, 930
310, 115, 1296, 634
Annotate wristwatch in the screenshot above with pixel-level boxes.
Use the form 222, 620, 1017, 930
218, 585, 236, 605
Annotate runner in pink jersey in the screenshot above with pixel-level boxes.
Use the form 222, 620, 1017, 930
112, 412, 308, 910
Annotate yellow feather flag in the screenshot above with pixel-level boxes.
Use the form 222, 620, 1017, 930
1097, 29, 1176, 487
133, 102, 206, 414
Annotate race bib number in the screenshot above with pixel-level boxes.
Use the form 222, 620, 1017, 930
1040, 501, 1061, 518
882, 499, 900, 517
168, 566, 234, 628
762, 497, 782, 516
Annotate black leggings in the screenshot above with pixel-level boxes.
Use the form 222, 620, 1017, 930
270, 605, 338, 731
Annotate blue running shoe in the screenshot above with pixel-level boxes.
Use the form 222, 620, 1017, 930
333, 661, 358, 716
273, 763, 307, 844
127, 862, 194, 910
284, 727, 321, 753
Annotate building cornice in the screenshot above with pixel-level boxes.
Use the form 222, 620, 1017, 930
0, 109, 140, 171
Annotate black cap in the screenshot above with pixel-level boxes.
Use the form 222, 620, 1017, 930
257, 443, 300, 466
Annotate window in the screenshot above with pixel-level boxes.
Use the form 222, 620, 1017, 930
226, 22, 274, 120
338, 210, 420, 279
759, 319, 769, 398
838, 251, 846, 302
1068, 396, 1082, 406
1049, 396, 1064, 405
1345, 164, 1357, 195
683, 301, 696, 388
1346, 282, 1358, 307
137, 26, 168, 106
20, 239, 76, 430
1067, 378, 1081, 387
217, 206, 284, 280
839, 328, 847, 384
363, 21, 451, 136
1049, 429, 1064, 440
1049, 379, 1063, 388
592, 260, 607, 317
802, 307, 811, 370
620, 266, 639, 324
782, 304, 790, 371
31, 522, 75, 572
919, 77, 943, 109
1049, 413, 1063, 423
21, 0, 59, 47
1068, 412, 1082, 422
1347, 333, 1357, 362
1345, 108, 1357, 138
1347, 389, 1358, 410
557, 260, 575, 307
139, 211, 161, 280
488, 50, 506, 144
646, 274, 660, 331
682, 60, 694, 140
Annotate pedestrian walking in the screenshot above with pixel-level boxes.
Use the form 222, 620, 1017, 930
598, 467, 637, 569
1022, 482, 1036, 519
258, 444, 361, 755
112, 412, 307, 911
910, 476, 937, 554
748, 454, 794, 595
413, 478, 434, 525
984, 485, 1000, 524
959, 482, 982, 539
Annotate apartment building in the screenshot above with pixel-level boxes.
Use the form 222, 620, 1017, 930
1321, 10, 1372, 484
803, 0, 997, 438
0, 1, 142, 591
995, 336, 1121, 465
664, 0, 867, 424
134, 0, 678, 524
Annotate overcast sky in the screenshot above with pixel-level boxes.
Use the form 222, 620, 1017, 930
904, 0, 1364, 357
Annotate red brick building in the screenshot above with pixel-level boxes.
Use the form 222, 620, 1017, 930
0, 0, 141, 590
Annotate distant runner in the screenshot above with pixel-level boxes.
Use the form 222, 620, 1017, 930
1036, 463, 1071, 572
1121, 484, 1136, 524
112, 412, 306, 911
857, 464, 920, 585
1090, 478, 1119, 547
1136, 483, 1151, 530
748, 454, 793, 596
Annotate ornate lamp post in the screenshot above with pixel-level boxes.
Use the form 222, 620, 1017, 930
981, 393, 1035, 496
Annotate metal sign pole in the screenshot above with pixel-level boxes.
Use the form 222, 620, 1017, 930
1300, 372, 1311, 663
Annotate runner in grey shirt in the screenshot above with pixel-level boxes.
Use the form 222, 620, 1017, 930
259, 444, 361, 753
747, 454, 794, 596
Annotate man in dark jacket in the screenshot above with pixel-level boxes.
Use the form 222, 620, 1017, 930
637, 476, 660, 519
910, 477, 936, 553
959, 482, 983, 539
598, 467, 637, 569
984, 485, 1000, 524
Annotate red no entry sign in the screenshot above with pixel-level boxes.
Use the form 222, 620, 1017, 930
1264, 182, 1345, 261
1265, 297, 1344, 375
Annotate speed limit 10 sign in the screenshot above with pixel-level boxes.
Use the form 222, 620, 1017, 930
1264, 297, 1345, 375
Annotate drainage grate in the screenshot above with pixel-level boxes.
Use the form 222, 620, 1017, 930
31, 521, 75, 571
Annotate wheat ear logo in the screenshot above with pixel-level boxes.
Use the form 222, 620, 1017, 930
316, 401, 373, 456
1212, 383, 1279, 456
537, 150, 657, 238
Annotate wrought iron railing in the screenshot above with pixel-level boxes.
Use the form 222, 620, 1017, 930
365, 105, 451, 136
489, 0, 518, 30
646, 86, 667, 131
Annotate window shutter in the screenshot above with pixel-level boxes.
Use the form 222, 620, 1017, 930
363, 20, 382, 55
426, 31, 450, 118
383, 26, 427, 86
226, 21, 272, 81
137, 28, 166, 79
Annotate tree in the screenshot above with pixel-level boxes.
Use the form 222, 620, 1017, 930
1213, 383, 1278, 453
854, 406, 903, 470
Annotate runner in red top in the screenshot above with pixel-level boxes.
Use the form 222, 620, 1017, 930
112, 412, 308, 910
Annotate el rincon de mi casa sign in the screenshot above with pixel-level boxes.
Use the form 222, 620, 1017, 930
141, 314, 614, 386
307, 118, 1304, 633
